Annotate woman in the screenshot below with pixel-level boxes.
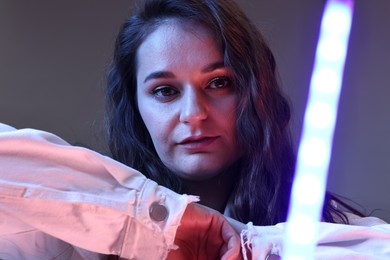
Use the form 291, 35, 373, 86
1, 0, 389, 259
105, 0, 345, 225
104, 1, 389, 258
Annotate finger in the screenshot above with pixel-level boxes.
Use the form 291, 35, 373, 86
220, 219, 242, 260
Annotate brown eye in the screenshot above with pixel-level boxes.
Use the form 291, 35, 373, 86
152, 86, 179, 97
208, 77, 232, 89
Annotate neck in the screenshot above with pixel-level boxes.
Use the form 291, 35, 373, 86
181, 163, 240, 213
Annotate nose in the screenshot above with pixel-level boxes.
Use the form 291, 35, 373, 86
179, 86, 208, 125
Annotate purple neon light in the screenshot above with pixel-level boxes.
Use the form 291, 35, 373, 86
283, 0, 354, 259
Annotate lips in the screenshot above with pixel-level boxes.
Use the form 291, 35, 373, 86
178, 136, 219, 150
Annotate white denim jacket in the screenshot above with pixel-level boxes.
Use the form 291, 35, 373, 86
1, 124, 389, 260
0, 123, 197, 259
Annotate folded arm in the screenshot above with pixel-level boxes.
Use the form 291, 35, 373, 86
0, 124, 196, 259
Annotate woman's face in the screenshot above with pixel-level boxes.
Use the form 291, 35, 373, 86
136, 20, 241, 181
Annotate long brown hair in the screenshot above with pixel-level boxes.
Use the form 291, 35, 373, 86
105, 0, 350, 225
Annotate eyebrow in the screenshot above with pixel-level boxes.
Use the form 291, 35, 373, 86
143, 61, 226, 83
143, 71, 175, 83
201, 61, 225, 73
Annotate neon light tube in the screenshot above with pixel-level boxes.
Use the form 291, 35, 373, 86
283, 1, 355, 259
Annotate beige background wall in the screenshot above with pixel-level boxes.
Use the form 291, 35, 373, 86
1, 0, 389, 222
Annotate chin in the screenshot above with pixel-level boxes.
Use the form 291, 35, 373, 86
175, 166, 224, 182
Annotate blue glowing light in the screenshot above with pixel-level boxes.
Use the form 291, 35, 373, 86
283, 1, 355, 259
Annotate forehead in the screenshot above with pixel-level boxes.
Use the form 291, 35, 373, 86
136, 20, 223, 76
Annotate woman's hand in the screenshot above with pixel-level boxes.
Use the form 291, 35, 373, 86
167, 203, 242, 260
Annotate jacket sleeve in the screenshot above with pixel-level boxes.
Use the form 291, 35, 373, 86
0, 123, 198, 259
241, 216, 390, 260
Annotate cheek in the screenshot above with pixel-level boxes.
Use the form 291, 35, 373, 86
140, 109, 160, 138
225, 115, 239, 145
137, 93, 159, 139
216, 97, 238, 128
138, 104, 173, 149
218, 98, 240, 147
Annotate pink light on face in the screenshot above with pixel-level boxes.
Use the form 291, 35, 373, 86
283, 1, 354, 260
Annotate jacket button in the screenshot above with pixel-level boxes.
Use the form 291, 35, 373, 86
265, 254, 281, 260
149, 202, 168, 222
